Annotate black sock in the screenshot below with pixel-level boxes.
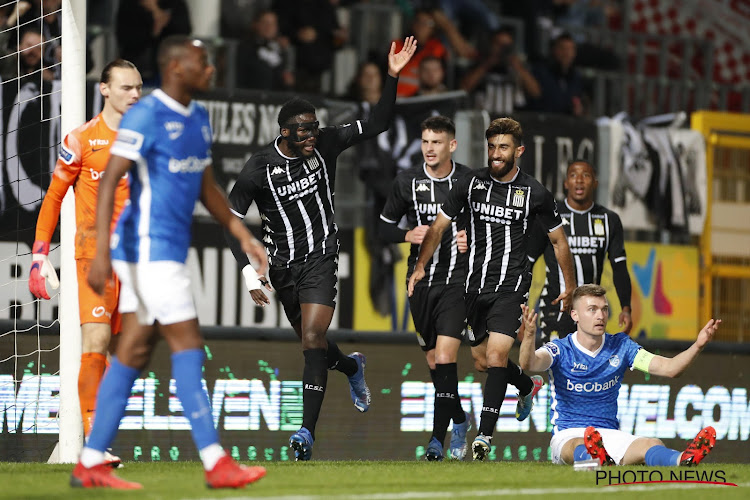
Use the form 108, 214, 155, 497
506, 359, 533, 396
326, 340, 357, 376
431, 363, 460, 444
302, 348, 328, 438
429, 368, 438, 388
479, 367, 510, 437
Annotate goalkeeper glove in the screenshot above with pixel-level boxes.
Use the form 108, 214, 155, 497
29, 241, 59, 300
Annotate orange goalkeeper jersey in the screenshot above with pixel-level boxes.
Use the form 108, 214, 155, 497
35, 113, 129, 260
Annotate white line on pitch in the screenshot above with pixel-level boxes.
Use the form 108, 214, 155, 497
189, 481, 746, 500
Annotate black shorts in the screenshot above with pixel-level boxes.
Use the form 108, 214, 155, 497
409, 284, 466, 352
540, 303, 576, 339
464, 288, 530, 347
269, 253, 338, 326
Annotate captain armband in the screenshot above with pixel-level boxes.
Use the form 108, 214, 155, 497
631, 349, 656, 373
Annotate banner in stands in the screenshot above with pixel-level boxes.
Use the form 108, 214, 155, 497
2, 335, 748, 462
601, 113, 707, 234
513, 112, 597, 201
529, 242, 699, 341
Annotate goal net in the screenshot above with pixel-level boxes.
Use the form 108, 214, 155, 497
0, 0, 86, 463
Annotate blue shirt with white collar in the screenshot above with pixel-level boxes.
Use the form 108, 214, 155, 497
538, 332, 642, 434
109, 89, 213, 263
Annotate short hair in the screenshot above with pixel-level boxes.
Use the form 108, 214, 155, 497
567, 158, 597, 176
421, 115, 455, 137
157, 35, 195, 73
100, 59, 138, 84
419, 55, 443, 69
485, 117, 523, 146
278, 97, 316, 127
572, 284, 607, 309
552, 32, 575, 47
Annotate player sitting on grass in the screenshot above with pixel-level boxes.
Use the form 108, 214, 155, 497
519, 284, 718, 467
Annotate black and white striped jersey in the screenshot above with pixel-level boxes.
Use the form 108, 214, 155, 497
229, 127, 366, 266
228, 76, 398, 267
528, 199, 627, 303
440, 167, 562, 294
380, 161, 471, 288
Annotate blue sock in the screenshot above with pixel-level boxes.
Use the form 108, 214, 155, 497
645, 445, 682, 466
87, 358, 140, 452
574, 444, 592, 461
172, 349, 218, 450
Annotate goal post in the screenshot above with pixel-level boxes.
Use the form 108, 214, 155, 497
52, 0, 87, 464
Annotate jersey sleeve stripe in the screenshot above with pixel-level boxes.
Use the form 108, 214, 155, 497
547, 222, 563, 233
613, 256, 627, 263
109, 147, 141, 162
230, 208, 245, 219
356, 120, 363, 134
380, 214, 398, 224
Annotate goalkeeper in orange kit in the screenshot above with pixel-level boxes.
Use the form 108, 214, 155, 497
29, 59, 142, 462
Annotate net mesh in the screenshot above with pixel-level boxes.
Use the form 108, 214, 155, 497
0, 0, 63, 460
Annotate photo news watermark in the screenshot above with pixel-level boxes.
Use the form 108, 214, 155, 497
595, 469, 737, 487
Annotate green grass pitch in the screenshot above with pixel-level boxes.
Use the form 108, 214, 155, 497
0, 461, 748, 499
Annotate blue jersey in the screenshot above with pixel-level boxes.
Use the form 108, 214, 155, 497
540, 332, 642, 434
109, 89, 212, 263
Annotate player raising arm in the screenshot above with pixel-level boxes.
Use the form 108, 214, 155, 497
519, 284, 719, 467
225, 37, 416, 461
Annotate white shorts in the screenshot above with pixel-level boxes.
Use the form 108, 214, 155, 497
113, 260, 197, 326
550, 427, 639, 465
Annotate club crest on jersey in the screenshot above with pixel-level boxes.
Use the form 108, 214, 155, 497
608, 354, 620, 367
271, 165, 285, 175
594, 218, 605, 236
416, 183, 430, 192
165, 121, 184, 139
305, 156, 320, 171
512, 188, 525, 207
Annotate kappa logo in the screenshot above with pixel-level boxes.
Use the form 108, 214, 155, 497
562, 217, 570, 225
415, 183, 430, 192
271, 166, 285, 175
262, 234, 273, 244
260, 213, 270, 222
473, 182, 487, 190
512, 188, 525, 207
165, 121, 184, 139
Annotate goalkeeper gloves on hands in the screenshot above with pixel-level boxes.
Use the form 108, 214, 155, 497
29, 241, 59, 300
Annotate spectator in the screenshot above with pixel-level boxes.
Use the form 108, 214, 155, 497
235, 9, 294, 91
116, 0, 192, 85
4, 0, 67, 78
416, 56, 447, 95
221, 0, 272, 39
526, 33, 584, 116
273, 0, 347, 94
460, 27, 541, 116
16, 30, 55, 82
393, 8, 476, 97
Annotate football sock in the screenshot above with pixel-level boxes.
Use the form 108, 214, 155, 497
172, 349, 218, 451
326, 339, 357, 376
199, 443, 226, 471
86, 357, 139, 453
506, 359, 533, 396
574, 444, 593, 461
645, 445, 682, 466
429, 368, 437, 388
478, 367, 509, 436
302, 348, 328, 439
431, 363, 460, 444
78, 352, 106, 436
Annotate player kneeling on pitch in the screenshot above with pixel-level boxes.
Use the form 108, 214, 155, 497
519, 284, 718, 467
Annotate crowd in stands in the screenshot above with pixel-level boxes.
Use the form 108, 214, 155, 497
0, 0, 630, 118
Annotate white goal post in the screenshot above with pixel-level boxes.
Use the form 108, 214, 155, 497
49, 0, 86, 464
